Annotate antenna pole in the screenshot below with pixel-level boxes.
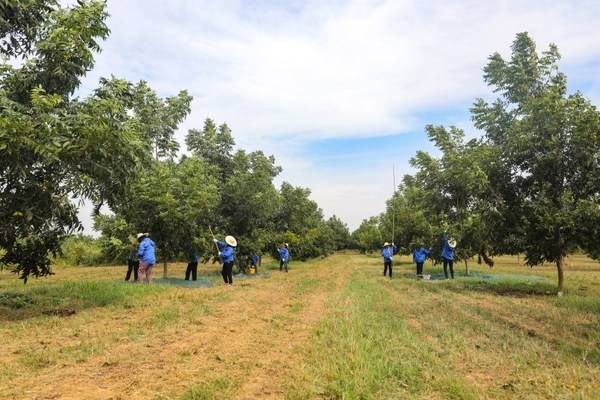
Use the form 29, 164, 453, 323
392, 164, 396, 244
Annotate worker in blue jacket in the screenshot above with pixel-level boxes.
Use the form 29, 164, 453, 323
250, 254, 260, 274
214, 235, 237, 285
136, 233, 156, 284
185, 250, 199, 281
412, 246, 431, 277
381, 242, 398, 278
441, 233, 456, 279
278, 243, 290, 272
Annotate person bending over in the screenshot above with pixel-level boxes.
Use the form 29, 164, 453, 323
412, 246, 431, 278
137, 233, 156, 284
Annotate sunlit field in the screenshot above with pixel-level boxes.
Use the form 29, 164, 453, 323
1, 252, 598, 399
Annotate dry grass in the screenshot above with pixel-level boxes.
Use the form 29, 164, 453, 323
0, 252, 598, 399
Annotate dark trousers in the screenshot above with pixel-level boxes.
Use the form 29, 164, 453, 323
416, 262, 424, 275
222, 261, 234, 284
443, 258, 454, 279
280, 259, 288, 272
185, 261, 198, 281
125, 259, 139, 281
383, 260, 392, 277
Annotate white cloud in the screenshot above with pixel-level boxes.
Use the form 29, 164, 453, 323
75, 0, 600, 232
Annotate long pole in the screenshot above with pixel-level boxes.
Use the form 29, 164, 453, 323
208, 226, 221, 256
392, 164, 396, 244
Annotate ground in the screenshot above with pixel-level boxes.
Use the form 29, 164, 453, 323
0, 252, 599, 399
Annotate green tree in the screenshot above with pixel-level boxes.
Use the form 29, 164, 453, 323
113, 157, 220, 276
131, 80, 192, 160
325, 215, 352, 250
93, 214, 135, 263
276, 182, 323, 234
351, 216, 383, 254
407, 125, 494, 274
0, 0, 153, 281
186, 118, 235, 180
472, 32, 600, 292
0, 0, 56, 56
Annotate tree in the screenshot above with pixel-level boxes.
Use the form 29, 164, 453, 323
352, 216, 383, 253
186, 118, 235, 180
0, 1, 196, 281
93, 214, 135, 263
131, 80, 192, 160
112, 157, 220, 276
400, 125, 495, 274
276, 182, 323, 234
326, 215, 352, 250
0, 0, 57, 57
0, 0, 154, 282
472, 32, 600, 292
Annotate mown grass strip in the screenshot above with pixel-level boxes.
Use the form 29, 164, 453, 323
0, 280, 164, 320
287, 272, 478, 399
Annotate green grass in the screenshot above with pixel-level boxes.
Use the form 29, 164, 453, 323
180, 377, 235, 400
150, 304, 180, 328
0, 280, 163, 320
556, 294, 600, 315
287, 272, 478, 399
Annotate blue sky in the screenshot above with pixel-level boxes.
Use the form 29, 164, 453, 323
75, 0, 600, 231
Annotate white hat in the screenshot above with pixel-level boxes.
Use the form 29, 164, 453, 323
383, 242, 390, 247
225, 235, 237, 247
136, 233, 146, 240
448, 239, 457, 249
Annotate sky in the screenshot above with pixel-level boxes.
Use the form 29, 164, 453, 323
76, 0, 600, 232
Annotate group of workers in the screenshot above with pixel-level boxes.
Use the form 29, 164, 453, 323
126, 230, 457, 284
381, 233, 457, 279
125, 232, 291, 286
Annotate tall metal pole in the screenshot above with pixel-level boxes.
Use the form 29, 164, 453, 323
392, 164, 396, 244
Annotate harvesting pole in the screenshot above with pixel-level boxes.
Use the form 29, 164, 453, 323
209, 226, 221, 256
392, 164, 396, 245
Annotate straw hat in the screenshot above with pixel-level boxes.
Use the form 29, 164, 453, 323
136, 233, 146, 240
448, 238, 457, 249
225, 235, 237, 247
383, 242, 390, 247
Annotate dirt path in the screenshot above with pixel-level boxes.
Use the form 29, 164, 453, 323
4, 255, 351, 400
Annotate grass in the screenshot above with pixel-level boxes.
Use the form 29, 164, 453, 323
285, 254, 600, 399
0, 280, 163, 320
0, 252, 598, 399
180, 378, 236, 400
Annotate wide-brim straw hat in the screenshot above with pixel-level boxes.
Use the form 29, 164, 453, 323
136, 233, 146, 240
225, 235, 237, 247
448, 239, 457, 249
383, 242, 390, 247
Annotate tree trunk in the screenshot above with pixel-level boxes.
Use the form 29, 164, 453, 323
556, 255, 564, 295
163, 260, 168, 279
464, 259, 469, 276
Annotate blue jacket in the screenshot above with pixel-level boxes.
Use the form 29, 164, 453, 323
441, 234, 454, 261
279, 247, 289, 262
216, 240, 235, 263
413, 247, 430, 263
189, 252, 199, 263
137, 237, 156, 265
250, 254, 259, 266
381, 245, 398, 262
